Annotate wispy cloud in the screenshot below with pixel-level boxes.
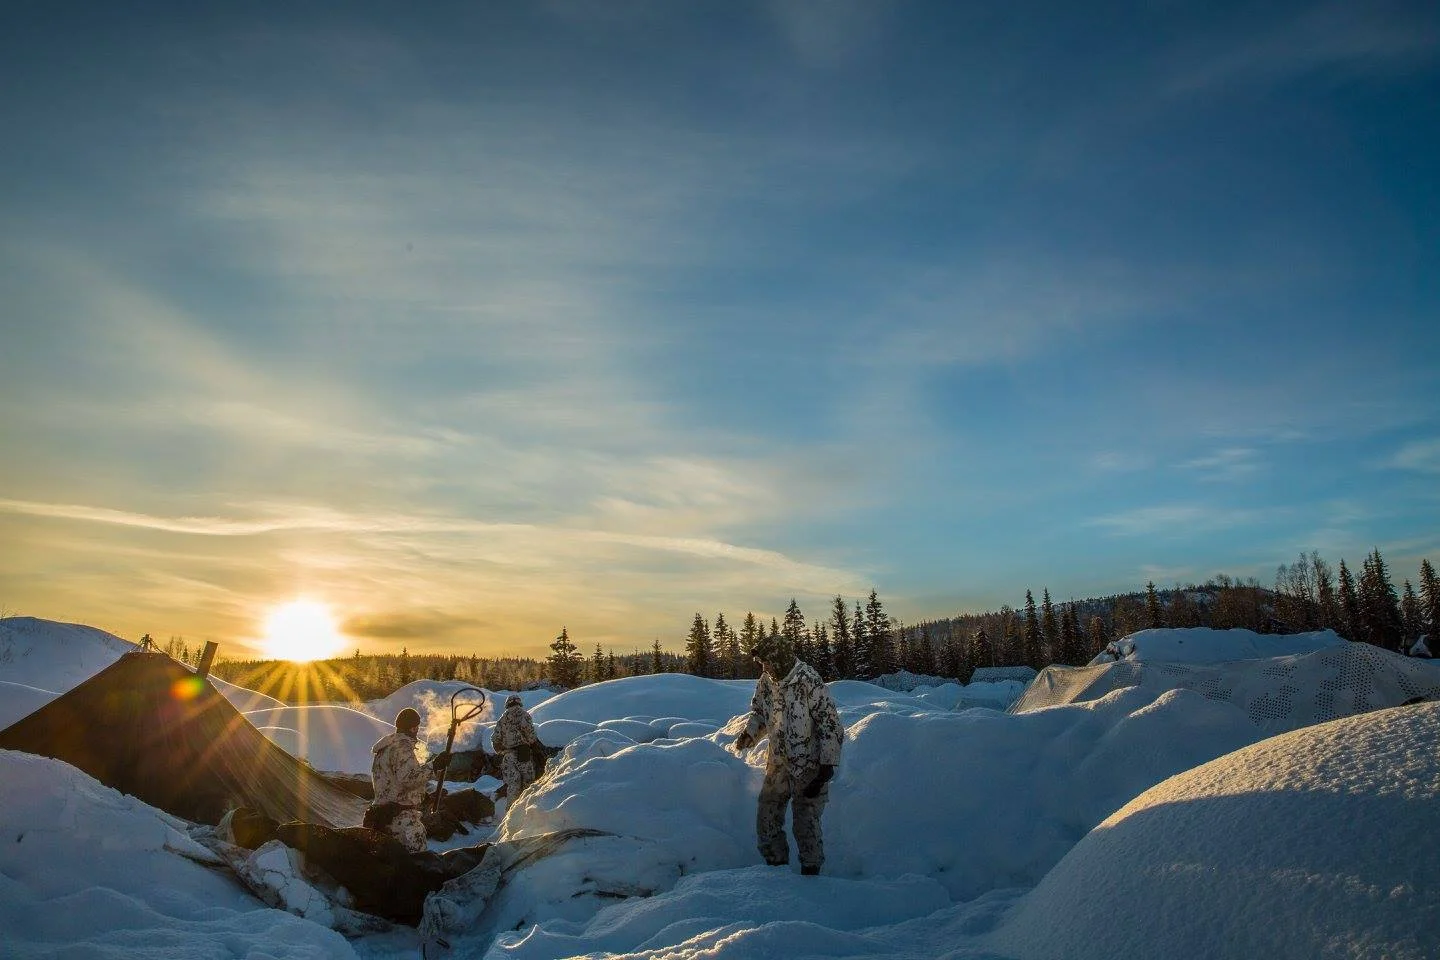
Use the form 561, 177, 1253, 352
1089, 451, 1154, 474
1386, 438, 1440, 474
1178, 447, 1262, 482
1084, 504, 1269, 538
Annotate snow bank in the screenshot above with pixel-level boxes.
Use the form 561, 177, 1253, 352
993, 702, 1440, 960
243, 704, 393, 774
1092, 626, 1345, 664
0, 749, 356, 959
530, 674, 754, 726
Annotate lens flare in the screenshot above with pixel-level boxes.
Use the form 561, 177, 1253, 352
170, 675, 205, 700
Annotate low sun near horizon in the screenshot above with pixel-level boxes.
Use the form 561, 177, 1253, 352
260, 600, 345, 662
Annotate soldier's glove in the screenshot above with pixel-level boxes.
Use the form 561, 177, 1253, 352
733, 731, 755, 752
431, 750, 453, 769
803, 764, 835, 799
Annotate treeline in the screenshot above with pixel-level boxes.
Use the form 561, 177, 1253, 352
203, 548, 1439, 702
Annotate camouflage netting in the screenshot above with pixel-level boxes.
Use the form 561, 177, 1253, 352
0, 652, 368, 827
1009, 642, 1440, 731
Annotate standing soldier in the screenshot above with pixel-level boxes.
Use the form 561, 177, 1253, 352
491, 694, 544, 806
367, 707, 449, 852
733, 636, 844, 875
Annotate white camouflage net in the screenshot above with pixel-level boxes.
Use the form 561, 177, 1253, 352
1009, 642, 1440, 732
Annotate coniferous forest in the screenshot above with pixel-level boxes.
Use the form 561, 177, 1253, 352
202, 549, 1440, 703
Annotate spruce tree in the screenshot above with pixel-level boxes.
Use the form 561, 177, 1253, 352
1314, 555, 1338, 633
830, 596, 854, 679
852, 601, 869, 677
591, 644, 605, 684
650, 637, 664, 674
739, 612, 762, 675
1420, 559, 1440, 646
1040, 589, 1059, 663
1023, 590, 1041, 667
1058, 602, 1080, 665
1401, 580, 1422, 651
1337, 559, 1361, 642
1361, 548, 1404, 651
971, 628, 993, 669
812, 623, 833, 679
865, 590, 895, 676
917, 624, 935, 675
548, 628, 582, 688
782, 599, 807, 664
1087, 616, 1109, 657
1145, 581, 1164, 629
685, 613, 712, 676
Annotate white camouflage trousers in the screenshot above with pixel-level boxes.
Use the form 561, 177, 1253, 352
757, 760, 829, 870
502, 751, 537, 804
389, 808, 427, 853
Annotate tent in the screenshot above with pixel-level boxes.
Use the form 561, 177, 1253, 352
0, 652, 367, 827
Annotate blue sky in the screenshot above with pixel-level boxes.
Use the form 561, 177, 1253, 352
1, 1, 1437, 657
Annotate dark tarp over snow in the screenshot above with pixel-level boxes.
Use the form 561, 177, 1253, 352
0, 652, 367, 827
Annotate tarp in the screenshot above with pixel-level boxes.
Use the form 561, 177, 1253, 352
1010, 641, 1440, 733
0, 652, 367, 827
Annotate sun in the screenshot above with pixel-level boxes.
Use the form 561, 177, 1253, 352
261, 600, 344, 662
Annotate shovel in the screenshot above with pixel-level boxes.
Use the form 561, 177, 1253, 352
431, 686, 487, 816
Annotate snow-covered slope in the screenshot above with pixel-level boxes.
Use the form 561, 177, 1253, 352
993, 702, 1440, 960
0, 749, 355, 959
242, 705, 393, 774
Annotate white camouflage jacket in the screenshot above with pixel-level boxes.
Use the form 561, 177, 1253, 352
492, 704, 541, 754
371, 731, 430, 806
743, 660, 843, 772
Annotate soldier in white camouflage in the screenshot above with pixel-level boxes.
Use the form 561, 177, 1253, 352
491, 694, 543, 805
734, 635, 844, 875
368, 707, 449, 852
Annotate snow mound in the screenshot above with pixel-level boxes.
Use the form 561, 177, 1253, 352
1091, 626, 1345, 664
994, 702, 1440, 960
243, 704, 393, 774
1015, 641, 1440, 734
530, 674, 755, 726
490, 866, 954, 960
535, 718, 598, 747
0, 749, 356, 959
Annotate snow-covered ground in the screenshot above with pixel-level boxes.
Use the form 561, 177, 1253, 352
2, 616, 1436, 959
1092, 626, 1345, 664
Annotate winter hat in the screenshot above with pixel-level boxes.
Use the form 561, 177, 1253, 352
505, 694, 523, 709
395, 707, 421, 731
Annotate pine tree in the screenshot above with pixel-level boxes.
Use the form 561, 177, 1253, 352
1145, 581, 1164, 629
864, 590, 895, 677
1338, 559, 1361, 641
685, 613, 712, 677
547, 628, 582, 688
1022, 590, 1040, 668
1040, 589, 1059, 663
650, 637, 664, 674
1417, 558, 1440, 646
1400, 580, 1422, 651
590, 644, 605, 684
829, 596, 854, 680
607, 650, 618, 680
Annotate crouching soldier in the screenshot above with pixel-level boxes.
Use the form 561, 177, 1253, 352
491, 694, 544, 806
367, 707, 450, 852
733, 636, 844, 875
